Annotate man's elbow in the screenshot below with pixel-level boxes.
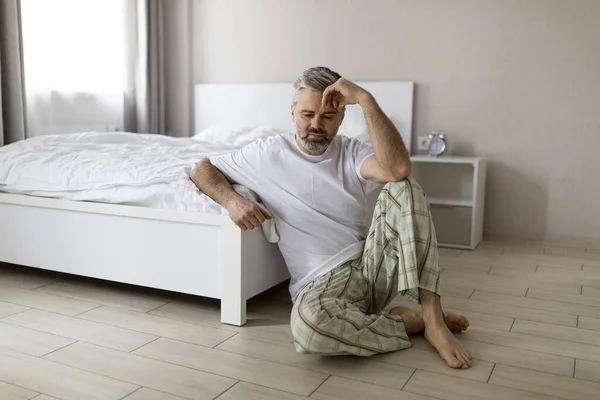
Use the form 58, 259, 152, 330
190, 159, 210, 182
389, 162, 411, 182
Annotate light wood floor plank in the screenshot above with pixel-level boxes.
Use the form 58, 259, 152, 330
440, 271, 530, 296
543, 246, 588, 258
575, 360, 600, 384
0, 265, 57, 290
36, 281, 168, 313
457, 248, 505, 259
512, 319, 600, 346
0, 381, 38, 400
489, 266, 600, 289
527, 289, 600, 307
536, 268, 600, 286
403, 370, 554, 400
537, 264, 583, 272
375, 345, 494, 382
77, 306, 236, 348
0, 321, 75, 357
438, 287, 474, 299
446, 268, 582, 295
215, 333, 415, 390
386, 297, 516, 331
485, 269, 583, 294
460, 326, 600, 363
578, 316, 600, 332
440, 296, 577, 327
150, 301, 294, 343
312, 376, 435, 400
581, 286, 600, 297
442, 256, 538, 272
217, 382, 310, 400
544, 238, 600, 250
444, 308, 515, 331
489, 364, 600, 400
0, 285, 99, 316
501, 246, 546, 256
439, 248, 463, 257
0, 347, 138, 400
122, 387, 188, 400
44, 342, 236, 400
0, 301, 29, 319
439, 261, 492, 275
3, 309, 158, 352
508, 252, 600, 267
408, 336, 574, 377
583, 264, 600, 273
471, 291, 600, 318
545, 247, 600, 262
133, 338, 328, 396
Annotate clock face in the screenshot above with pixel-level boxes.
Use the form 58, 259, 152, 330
429, 136, 446, 155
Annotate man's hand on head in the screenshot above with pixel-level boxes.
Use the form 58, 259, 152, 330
321, 78, 372, 112
227, 196, 273, 231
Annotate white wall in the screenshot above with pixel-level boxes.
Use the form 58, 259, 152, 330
193, 0, 600, 242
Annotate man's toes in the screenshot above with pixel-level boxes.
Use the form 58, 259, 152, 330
454, 352, 467, 368
458, 349, 472, 368
461, 316, 470, 330
444, 353, 464, 369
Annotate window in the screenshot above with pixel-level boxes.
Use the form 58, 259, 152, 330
21, 0, 129, 93
20, 0, 133, 135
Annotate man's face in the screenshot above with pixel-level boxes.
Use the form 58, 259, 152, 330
291, 89, 344, 155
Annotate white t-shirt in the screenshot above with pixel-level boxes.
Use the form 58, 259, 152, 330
210, 132, 376, 300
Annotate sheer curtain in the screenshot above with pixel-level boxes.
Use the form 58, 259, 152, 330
21, 0, 129, 136
20, 0, 193, 137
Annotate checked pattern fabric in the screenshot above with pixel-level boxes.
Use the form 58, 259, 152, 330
290, 178, 442, 356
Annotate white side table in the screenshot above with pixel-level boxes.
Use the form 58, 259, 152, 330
410, 156, 486, 250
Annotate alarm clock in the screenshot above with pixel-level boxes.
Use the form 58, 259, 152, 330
428, 132, 447, 157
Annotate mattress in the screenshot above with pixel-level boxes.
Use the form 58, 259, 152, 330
0, 129, 281, 215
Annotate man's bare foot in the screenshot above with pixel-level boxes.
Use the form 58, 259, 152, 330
390, 307, 470, 334
443, 310, 470, 332
389, 306, 425, 334
424, 323, 472, 369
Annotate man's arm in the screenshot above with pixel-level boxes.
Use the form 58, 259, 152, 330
322, 78, 411, 183
189, 159, 272, 230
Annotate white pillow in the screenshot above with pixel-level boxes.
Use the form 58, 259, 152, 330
338, 104, 371, 143
192, 125, 287, 146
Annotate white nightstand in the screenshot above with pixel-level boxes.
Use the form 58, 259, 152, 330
410, 155, 486, 250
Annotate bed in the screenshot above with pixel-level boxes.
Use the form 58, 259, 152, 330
0, 81, 414, 326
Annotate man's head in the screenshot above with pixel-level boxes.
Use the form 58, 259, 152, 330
291, 66, 344, 155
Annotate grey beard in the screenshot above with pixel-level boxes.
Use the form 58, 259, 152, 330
298, 135, 331, 153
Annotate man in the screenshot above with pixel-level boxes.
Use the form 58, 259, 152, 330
190, 66, 471, 369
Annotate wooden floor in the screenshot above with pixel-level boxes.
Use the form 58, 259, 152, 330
1, 237, 600, 400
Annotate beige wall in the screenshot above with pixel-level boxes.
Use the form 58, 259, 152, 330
193, 0, 600, 241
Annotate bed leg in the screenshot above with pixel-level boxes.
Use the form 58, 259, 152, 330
219, 223, 247, 326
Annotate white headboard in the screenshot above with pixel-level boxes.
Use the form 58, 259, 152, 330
194, 81, 414, 152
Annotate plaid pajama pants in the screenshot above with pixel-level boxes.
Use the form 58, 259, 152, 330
290, 178, 441, 356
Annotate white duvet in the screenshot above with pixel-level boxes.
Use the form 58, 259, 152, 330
0, 128, 284, 215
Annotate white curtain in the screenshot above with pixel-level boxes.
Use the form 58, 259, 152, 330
20, 0, 193, 137
21, 0, 129, 135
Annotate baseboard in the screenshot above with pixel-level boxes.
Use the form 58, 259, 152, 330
483, 231, 600, 249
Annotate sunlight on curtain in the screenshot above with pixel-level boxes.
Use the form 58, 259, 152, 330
21, 0, 131, 135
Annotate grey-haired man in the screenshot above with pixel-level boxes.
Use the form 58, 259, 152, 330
190, 67, 471, 369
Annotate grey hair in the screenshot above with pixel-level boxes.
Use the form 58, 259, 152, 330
292, 66, 341, 104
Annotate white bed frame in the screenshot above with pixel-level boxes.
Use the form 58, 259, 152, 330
0, 81, 414, 326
